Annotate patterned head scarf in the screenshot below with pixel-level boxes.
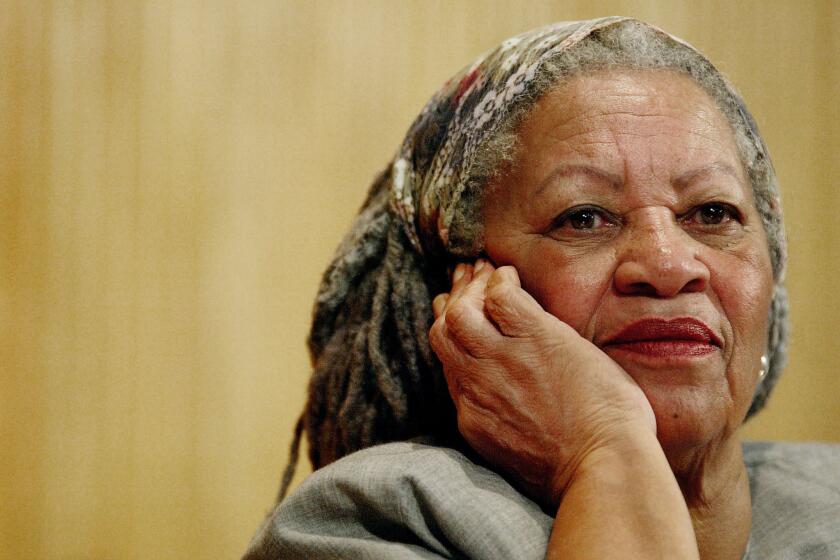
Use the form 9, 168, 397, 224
386, 16, 787, 416
303, 17, 787, 477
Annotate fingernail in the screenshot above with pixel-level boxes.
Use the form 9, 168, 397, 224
474, 258, 485, 272
452, 264, 465, 283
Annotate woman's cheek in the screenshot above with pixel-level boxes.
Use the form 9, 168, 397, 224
707, 249, 773, 411
709, 248, 773, 344
519, 247, 614, 332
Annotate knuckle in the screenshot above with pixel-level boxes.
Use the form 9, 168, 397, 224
429, 316, 443, 336
433, 292, 449, 308
486, 284, 516, 317
486, 277, 514, 303
428, 318, 446, 349
497, 265, 519, 282
444, 299, 472, 327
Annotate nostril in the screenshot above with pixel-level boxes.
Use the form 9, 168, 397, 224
683, 277, 706, 293
614, 263, 708, 298
620, 281, 660, 297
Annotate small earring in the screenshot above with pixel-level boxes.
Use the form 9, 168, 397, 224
758, 355, 768, 379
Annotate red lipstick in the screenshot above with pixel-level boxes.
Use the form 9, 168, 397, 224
603, 318, 721, 358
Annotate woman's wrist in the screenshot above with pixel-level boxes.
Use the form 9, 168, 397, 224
547, 429, 700, 560
548, 421, 661, 504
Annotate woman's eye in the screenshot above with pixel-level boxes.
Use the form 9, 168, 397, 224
685, 203, 741, 226
569, 209, 599, 229
553, 205, 614, 231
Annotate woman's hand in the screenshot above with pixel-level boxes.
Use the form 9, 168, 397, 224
429, 259, 657, 506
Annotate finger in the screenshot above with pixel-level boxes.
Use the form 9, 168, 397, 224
454, 258, 495, 309
432, 293, 449, 319
472, 257, 496, 280
445, 260, 486, 316
488, 264, 521, 288
429, 316, 476, 398
484, 268, 550, 338
443, 258, 501, 351
444, 295, 503, 356
447, 263, 474, 305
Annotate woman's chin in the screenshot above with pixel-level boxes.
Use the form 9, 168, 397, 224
608, 353, 740, 453
642, 386, 735, 459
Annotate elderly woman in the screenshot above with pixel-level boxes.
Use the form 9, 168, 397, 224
245, 17, 839, 559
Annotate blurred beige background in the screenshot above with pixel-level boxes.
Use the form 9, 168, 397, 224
1, 1, 838, 558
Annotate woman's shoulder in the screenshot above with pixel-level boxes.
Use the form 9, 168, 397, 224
243, 440, 552, 559
743, 440, 840, 559
744, 440, 840, 470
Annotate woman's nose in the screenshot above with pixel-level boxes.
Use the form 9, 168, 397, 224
613, 213, 710, 298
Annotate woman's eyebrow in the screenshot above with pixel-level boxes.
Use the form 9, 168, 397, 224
673, 162, 741, 188
535, 164, 623, 197
533, 162, 741, 198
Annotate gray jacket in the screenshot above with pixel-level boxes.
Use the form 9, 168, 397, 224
245, 440, 840, 559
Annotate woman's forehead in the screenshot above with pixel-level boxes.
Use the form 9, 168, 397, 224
524, 69, 734, 144
509, 69, 747, 195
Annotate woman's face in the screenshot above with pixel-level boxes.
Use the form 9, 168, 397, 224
482, 69, 774, 458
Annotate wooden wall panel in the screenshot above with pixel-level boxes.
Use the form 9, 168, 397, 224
1, 1, 837, 557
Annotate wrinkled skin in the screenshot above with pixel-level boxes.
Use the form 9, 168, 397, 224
429, 69, 774, 507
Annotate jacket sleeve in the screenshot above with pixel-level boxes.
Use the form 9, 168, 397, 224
242, 441, 552, 560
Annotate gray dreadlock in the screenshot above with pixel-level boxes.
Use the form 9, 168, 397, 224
276, 19, 787, 502
275, 171, 456, 502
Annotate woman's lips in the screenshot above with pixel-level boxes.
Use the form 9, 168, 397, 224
602, 318, 722, 358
